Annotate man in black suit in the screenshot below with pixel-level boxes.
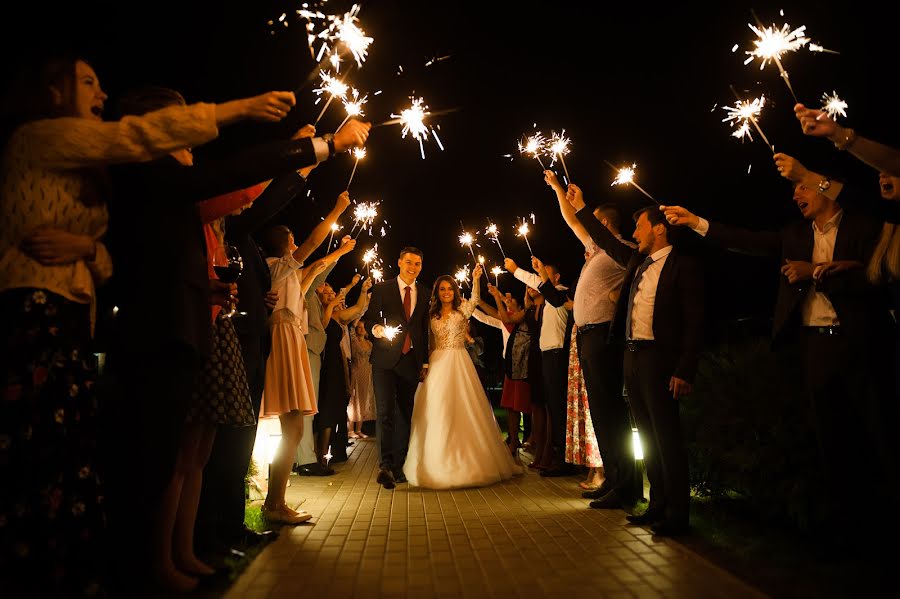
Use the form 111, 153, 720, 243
569, 186, 704, 537
663, 154, 897, 518
363, 247, 431, 489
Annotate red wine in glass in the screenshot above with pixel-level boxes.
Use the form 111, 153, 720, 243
213, 244, 243, 317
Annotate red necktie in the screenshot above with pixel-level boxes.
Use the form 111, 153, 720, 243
402, 285, 412, 354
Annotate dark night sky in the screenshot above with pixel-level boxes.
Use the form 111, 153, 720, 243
4, 0, 898, 340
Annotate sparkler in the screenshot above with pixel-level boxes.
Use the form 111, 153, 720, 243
331, 4, 373, 68
516, 218, 534, 256
338, 87, 368, 130
743, 18, 809, 102
386, 97, 445, 159
382, 322, 402, 342
348, 201, 379, 239
518, 132, 547, 169
723, 88, 774, 153
313, 71, 350, 125
484, 221, 507, 259
458, 227, 478, 264
346, 147, 366, 190
362, 245, 381, 277
820, 91, 848, 120
610, 163, 658, 204
454, 265, 471, 288
371, 267, 383, 282
548, 131, 572, 182
326, 222, 340, 252
490, 266, 504, 287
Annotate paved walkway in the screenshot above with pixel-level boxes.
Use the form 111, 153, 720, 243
226, 440, 766, 599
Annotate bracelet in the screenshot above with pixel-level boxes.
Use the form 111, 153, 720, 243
832, 128, 857, 151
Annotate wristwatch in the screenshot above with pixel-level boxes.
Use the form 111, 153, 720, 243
817, 178, 831, 194
322, 133, 336, 157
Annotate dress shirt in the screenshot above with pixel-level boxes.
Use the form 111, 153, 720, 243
692, 215, 840, 326
397, 277, 418, 315
513, 268, 569, 351
573, 240, 629, 327
629, 245, 673, 340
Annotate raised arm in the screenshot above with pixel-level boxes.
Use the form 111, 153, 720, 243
461, 264, 483, 318
570, 187, 636, 267
795, 103, 900, 177
661, 205, 781, 258
335, 276, 372, 325
293, 191, 352, 263
506, 257, 541, 291
544, 170, 593, 247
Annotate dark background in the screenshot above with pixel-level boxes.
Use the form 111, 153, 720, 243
3, 0, 897, 346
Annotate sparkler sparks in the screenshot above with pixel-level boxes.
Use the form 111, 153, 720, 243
611, 164, 658, 203
518, 132, 547, 169
332, 4, 373, 67
722, 93, 774, 152
349, 201, 379, 238
382, 323, 402, 342
459, 230, 478, 264
389, 97, 444, 159
346, 147, 367, 190
362, 244, 381, 277
548, 131, 572, 182
484, 222, 506, 259
516, 218, 534, 256
820, 91, 848, 120
313, 71, 350, 124
743, 21, 809, 102
371, 267, 383, 282
338, 87, 368, 130
490, 266, 504, 287
454, 265, 471, 288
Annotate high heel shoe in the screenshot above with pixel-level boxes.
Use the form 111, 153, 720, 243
261, 505, 312, 525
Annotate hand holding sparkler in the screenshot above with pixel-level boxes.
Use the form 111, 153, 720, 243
773, 153, 811, 184
793, 103, 841, 140
543, 170, 565, 194
659, 205, 700, 228
333, 119, 371, 153
564, 183, 587, 211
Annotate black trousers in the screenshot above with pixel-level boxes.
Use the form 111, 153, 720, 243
542, 348, 569, 457
196, 332, 268, 546
372, 352, 418, 472
577, 323, 634, 496
799, 330, 898, 505
623, 342, 689, 524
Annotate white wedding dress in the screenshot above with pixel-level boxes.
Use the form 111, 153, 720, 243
403, 287, 521, 489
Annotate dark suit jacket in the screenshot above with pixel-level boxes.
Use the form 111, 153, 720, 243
702, 209, 891, 345
107, 138, 317, 357
576, 207, 705, 382
363, 277, 431, 370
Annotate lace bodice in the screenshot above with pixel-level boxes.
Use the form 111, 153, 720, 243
430, 287, 479, 350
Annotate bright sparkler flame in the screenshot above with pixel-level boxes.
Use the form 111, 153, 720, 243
549, 131, 571, 159
371, 268, 383, 282
383, 324, 402, 341
517, 222, 530, 237
333, 4, 373, 67
490, 266, 504, 285
821, 91, 848, 120
518, 133, 547, 158
362, 247, 378, 265
454, 265, 471, 286
458, 232, 474, 248
342, 88, 368, 118
352, 202, 379, 233
744, 23, 809, 70
612, 165, 636, 186
722, 95, 767, 134
331, 223, 340, 232
352, 147, 367, 160
315, 72, 348, 100
478, 255, 485, 265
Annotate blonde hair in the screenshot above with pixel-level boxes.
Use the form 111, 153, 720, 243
867, 222, 900, 282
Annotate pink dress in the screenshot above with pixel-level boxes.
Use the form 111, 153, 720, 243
565, 325, 603, 467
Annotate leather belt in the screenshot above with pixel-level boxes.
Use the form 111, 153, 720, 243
625, 339, 654, 351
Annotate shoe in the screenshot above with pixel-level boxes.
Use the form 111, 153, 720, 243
261, 505, 313, 525
650, 520, 689, 537
626, 510, 665, 526
540, 463, 578, 477
393, 471, 407, 484
582, 482, 612, 499
376, 468, 396, 490
296, 463, 335, 476
589, 488, 628, 510
234, 527, 279, 548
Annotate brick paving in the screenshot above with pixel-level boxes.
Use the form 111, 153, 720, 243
225, 439, 766, 598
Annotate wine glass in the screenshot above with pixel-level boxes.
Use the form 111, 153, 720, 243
212, 244, 243, 318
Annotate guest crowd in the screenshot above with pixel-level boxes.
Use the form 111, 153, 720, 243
2, 48, 900, 598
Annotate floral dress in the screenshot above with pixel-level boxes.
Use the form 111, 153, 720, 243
565, 325, 603, 468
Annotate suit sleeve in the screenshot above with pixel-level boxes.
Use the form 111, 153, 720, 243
539, 281, 571, 307
574, 207, 635, 267
363, 283, 384, 338
674, 257, 705, 382
704, 220, 782, 258
227, 173, 307, 237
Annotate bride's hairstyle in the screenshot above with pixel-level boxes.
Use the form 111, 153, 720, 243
429, 275, 462, 320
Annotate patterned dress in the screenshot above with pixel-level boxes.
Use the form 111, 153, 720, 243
565, 325, 603, 467
347, 327, 376, 422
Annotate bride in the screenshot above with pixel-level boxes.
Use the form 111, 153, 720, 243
403, 264, 521, 489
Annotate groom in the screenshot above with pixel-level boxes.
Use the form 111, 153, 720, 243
364, 247, 431, 489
